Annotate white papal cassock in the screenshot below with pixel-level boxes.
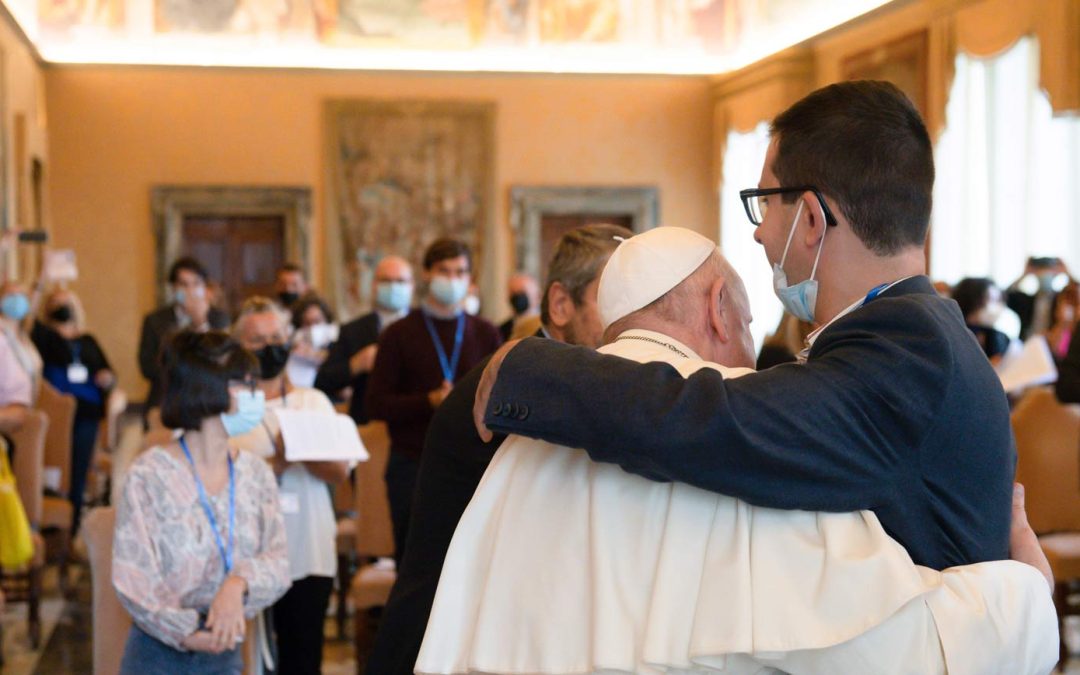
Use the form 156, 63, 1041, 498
416, 329, 1057, 675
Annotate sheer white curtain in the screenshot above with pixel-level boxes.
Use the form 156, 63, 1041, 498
720, 122, 784, 353
931, 36, 1080, 286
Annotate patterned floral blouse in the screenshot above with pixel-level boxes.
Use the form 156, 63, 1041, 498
112, 445, 290, 650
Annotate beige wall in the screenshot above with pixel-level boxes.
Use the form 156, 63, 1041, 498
0, 14, 49, 277
45, 67, 715, 398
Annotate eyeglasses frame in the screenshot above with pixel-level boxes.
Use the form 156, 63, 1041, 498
738, 186, 839, 228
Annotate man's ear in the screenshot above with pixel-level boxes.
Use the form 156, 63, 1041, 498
546, 281, 573, 329
708, 277, 730, 344
801, 193, 827, 248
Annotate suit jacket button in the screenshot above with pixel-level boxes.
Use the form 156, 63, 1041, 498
518, 405, 529, 420
493, 403, 503, 415
509, 403, 519, 418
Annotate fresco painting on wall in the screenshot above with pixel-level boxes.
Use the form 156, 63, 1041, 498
153, 0, 336, 38
38, 0, 124, 37
325, 100, 493, 317
7, 0, 891, 70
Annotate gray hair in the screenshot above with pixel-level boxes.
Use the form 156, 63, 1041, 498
539, 223, 633, 326
232, 296, 292, 337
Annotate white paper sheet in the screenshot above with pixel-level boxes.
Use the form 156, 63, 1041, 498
996, 335, 1058, 394
274, 409, 370, 462
43, 249, 78, 282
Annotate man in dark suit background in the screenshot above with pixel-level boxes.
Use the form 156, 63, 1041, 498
497, 272, 540, 341
137, 256, 229, 411
364, 223, 631, 675
474, 81, 1016, 573
314, 255, 413, 424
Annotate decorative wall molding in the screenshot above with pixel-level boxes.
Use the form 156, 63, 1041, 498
509, 185, 658, 280
151, 185, 312, 305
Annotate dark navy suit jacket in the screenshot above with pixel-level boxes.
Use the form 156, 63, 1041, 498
484, 276, 1015, 570
314, 311, 381, 424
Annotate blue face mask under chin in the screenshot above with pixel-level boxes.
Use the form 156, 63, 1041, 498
221, 389, 266, 437
772, 201, 827, 324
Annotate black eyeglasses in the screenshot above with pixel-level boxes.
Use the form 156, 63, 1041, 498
738, 186, 838, 227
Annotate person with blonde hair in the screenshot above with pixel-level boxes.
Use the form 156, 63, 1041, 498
30, 286, 115, 532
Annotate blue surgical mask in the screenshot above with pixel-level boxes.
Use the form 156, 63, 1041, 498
430, 276, 469, 307
1, 293, 30, 321
772, 201, 826, 323
221, 389, 266, 438
376, 281, 413, 312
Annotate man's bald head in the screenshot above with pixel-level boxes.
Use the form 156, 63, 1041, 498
372, 255, 414, 312
375, 256, 413, 283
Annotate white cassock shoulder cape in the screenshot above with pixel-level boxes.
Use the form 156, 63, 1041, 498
416, 330, 1057, 675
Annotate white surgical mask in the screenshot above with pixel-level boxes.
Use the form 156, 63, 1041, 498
772, 201, 826, 323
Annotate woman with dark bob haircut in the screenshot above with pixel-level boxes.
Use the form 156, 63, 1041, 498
113, 330, 290, 674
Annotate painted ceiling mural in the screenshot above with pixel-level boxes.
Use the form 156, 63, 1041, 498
6, 0, 893, 73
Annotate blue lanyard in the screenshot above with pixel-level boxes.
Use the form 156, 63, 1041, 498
179, 435, 235, 576
422, 310, 465, 383
863, 282, 891, 305
69, 341, 82, 364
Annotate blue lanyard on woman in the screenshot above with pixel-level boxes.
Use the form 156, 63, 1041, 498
179, 435, 235, 575
422, 310, 465, 383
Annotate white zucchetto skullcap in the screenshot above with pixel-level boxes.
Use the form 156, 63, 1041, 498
598, 226, 717, 329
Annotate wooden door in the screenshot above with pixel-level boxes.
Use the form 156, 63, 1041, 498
539, 213, 634, 276
182, 215, 285, 314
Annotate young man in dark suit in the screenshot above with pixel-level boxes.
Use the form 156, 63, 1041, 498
474, 81, 1015, 573
314, 255, 413, 424
137, 257, 229, 411
364, 223, 631, 675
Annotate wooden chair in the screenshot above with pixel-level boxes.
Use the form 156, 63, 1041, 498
334, 457, 358, 640
81, 507, 131, 675
349, 421, 395, 670
36, 382, 77, 594
87, 388, 128, 508
0, 410, 49, 651
1012, 386, 1080, 666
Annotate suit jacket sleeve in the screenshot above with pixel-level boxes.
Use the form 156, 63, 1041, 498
1056, 325, 1080, 403
315, 323, 362, 395
138, 312, 162, 380
484, 299, 949, 512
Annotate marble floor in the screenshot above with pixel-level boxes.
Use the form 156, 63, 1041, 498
1, 565, 360, 675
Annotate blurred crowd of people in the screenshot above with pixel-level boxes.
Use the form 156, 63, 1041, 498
756, 254, 1080, 405
3, 231, 1078, 671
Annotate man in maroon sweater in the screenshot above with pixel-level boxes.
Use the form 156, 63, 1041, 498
365, 238, 503, 564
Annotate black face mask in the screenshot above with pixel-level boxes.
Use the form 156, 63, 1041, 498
257, 344, 290, 380
278, 292, 300, 308
49, 305, 74, 323
509, 292, 530, 315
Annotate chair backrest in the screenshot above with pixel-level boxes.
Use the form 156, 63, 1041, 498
80, 506, 131, 675
37, 381, 76, 495
354, 422, 394, 558
99, 388, 128, 453
8, 409, 48, 526
1012, 386, 1080, 533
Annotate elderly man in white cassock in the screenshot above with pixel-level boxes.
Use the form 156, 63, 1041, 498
416, 227, 1057, 675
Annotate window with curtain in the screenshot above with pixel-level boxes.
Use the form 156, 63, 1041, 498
931, 35, 1080, 287
720, 122, 784, 353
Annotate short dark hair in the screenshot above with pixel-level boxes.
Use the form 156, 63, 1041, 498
160, 330, 258, 431
770, 80, 934, 256
277, 262, 305, 278
951, 277, 996, 319
540, 223, 632, 326
290, 293, 335, 330
168, 256, 209, 285
423, 238, 472, 271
